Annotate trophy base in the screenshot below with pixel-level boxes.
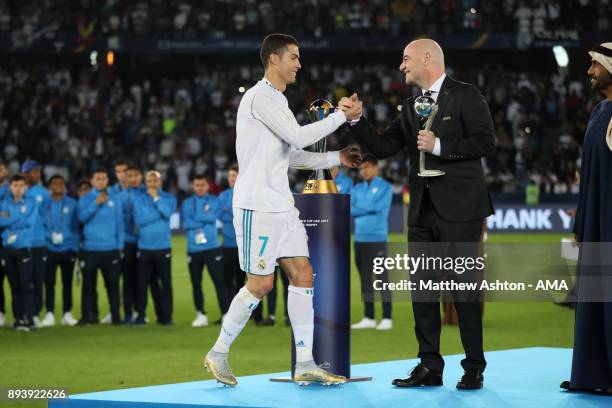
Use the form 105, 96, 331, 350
269, 376, 373, 383
418, 170, 446, 177
303, 179, 339, 194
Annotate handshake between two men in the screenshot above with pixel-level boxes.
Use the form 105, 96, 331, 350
337, 93, 437, 155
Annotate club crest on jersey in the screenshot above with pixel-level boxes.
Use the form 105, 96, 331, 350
258, 259, 266, 270
36, 195, 43, 202
20, 205, 26, 213
108, 200, 114, 207
63, 207, 70, 214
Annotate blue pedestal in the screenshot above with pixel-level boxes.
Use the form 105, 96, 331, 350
292, 193, 351, 378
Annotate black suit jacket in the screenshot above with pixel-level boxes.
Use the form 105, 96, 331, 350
350, 76, 495, 225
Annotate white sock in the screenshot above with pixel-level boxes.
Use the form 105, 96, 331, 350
288, 285, 315, 363
212, 286, 260, 354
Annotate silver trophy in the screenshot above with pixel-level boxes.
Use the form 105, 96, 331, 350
414, 95, 445, 177
303, 99, 338, 193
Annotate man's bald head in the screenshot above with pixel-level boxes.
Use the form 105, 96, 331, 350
399, 38, 446, 89
407, 39, 445, 67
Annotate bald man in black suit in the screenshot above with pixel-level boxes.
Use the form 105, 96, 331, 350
342, 38, 495, 390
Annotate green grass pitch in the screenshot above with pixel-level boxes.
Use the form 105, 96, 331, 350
0, 233, 575, 407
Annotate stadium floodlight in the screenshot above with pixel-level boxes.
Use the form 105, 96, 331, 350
90, 50, 98, 66
553, 46, 569, 68
106, 51, 115, 66
238, 86, 246, 93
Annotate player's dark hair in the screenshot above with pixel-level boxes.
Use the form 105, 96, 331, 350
114, 159, 129, 168
126, 165, 141, 173
48, 174, 65, 183
260, 33, 299, 69
193, 174, 207, 181
10, 174, 26, 183
362, 154, 379, 166
91, 168, 108, 176
77, 179, 92, 189
228, 164, 239, 173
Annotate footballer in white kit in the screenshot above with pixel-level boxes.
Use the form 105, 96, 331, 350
232, 76, 348, 276
204, 33, 363, 387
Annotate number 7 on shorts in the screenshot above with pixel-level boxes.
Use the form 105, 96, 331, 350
258, 236, 269, 257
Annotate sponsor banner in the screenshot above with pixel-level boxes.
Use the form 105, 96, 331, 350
387, 203, 575, 233
486, 205, 574, 232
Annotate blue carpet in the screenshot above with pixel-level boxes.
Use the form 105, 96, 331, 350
49, 348, 611, 408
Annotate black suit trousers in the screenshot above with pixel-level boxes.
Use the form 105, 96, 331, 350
408, 189, 486, 372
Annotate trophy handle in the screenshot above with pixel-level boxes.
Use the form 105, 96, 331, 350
418, 105, 445, 178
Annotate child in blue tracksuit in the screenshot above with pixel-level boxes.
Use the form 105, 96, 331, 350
22, 160, 50, 324
43, 175, 80, 326
350, 155, 393, 330
0, 175, 38, 330
132, 170, 176, 325
181, 174, 228, 327
78, 169, 124, 325
119, 165, 150, 323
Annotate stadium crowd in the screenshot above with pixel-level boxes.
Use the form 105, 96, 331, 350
0, 60, 592, 197
0, 0, 609, 40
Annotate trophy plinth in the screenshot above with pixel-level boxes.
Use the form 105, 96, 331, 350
414, 96, 445, 178
418, 169, 446, 177
303, 99, 339, 194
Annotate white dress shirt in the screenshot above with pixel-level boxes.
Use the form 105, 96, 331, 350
421, 73, 446, 156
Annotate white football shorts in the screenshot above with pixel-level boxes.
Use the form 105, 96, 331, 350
233, 207, 309, 275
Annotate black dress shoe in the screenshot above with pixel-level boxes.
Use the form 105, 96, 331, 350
560, 381, 612, 394
456, 369, 483, 390
392, 364, 443, 387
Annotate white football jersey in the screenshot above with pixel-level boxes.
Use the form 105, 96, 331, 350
233, 79, 346, 212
